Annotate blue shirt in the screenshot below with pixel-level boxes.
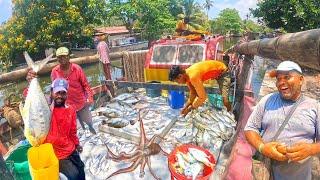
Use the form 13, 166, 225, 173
245, 93, 320, 180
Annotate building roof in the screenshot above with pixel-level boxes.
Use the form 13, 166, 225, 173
95, 26, 129, 35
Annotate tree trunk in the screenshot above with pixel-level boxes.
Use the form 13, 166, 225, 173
0, 52, 124, 84
232, 29, 320, 71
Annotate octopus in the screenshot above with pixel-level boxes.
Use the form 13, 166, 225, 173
105, 109, 168, 179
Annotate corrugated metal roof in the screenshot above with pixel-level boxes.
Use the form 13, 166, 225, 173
95, 26, 129, 35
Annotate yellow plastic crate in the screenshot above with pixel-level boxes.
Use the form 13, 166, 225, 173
28, 143, 59, 180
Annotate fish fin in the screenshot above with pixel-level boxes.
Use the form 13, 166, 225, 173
37, 53, 53, 72
23, 51, 53, 73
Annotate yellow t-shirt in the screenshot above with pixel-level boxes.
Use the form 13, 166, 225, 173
185, 60, 227, 108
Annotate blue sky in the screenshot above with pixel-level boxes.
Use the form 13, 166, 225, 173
0, 0, 257, 24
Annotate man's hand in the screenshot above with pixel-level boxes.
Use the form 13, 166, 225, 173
222, 96, 231, 111
76, 145, 83, 153
261, 142, 288, 161
26, 68, 37, 82
87, 96, 94, 105
286, 142, 314, 162
181, 105, 193, 117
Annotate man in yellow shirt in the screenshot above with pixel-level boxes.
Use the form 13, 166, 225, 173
175, 17, 193, 36
169, 60, 231, 116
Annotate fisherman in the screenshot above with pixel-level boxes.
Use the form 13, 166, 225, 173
45, 78, 85, 180
169, 60, 231, 116
244, 61, 320, 179
175, 17, 194, 36
26, 47, 97, 134
94, 31, 112, 80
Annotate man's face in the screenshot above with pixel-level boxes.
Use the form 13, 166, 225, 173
97, 34, 106, 41
174, 74, 187, 84
52, 91, 67, 107
57, 55, 70, 66
276, 71, 303, 100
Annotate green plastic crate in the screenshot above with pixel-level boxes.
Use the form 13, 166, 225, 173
208, 93, 234, 109
6, 144, 32, 180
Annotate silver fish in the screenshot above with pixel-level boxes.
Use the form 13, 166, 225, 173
19, 52, 52, 146
106, 118, 129, 128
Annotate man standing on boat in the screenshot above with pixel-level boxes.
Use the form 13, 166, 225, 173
175, 17, 194, 36
244, 61, 320, 179
45, 78, 85, 180
26, 47, 96, 134
94, 31, 112, 80
169, 60, 231, 116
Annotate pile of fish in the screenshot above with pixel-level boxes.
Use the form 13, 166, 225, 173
173, 147, 215, 180
76, 90, 236, 179
170, 102, 236, 158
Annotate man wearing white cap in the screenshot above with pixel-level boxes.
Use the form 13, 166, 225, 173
244, 61, 320, 179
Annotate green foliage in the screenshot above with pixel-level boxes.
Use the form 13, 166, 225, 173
251, 0, 320, 32
211, 8, 243, 35
243, 20, 264, 33
106, 0, 177, 41
0, 0, 107, 72
137, 0, 176, 40
176, 0, 209, 31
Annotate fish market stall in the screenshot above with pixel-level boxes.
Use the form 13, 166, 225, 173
78, 88, 238, 179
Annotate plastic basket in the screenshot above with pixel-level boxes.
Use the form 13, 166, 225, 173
208, 94, 234, 109
168, 144, 215, 180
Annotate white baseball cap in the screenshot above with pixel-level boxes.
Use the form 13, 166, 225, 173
269, 61, 302, 77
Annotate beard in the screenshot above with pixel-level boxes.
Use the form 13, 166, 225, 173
54, 99, 66, 107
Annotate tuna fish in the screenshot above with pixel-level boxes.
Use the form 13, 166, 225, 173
19, 52, 52, 146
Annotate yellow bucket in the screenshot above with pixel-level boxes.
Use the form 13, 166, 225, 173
27, 143, 59, 180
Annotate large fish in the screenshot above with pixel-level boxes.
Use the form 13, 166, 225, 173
19, 52, 52, 146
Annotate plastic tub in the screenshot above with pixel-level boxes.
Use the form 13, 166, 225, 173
168, 144, 215, 180
168, 90, 185, 109
28, 143, 59, 180
146, 81, 161, 97
6, 144, 32, 180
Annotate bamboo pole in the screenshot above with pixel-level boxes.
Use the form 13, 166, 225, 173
0, 52, 125, 84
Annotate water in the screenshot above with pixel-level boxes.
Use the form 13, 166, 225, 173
0, 62, 123, 107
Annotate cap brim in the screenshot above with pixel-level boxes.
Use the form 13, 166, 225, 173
56, 52, 69, 56
53, 87, 67, 93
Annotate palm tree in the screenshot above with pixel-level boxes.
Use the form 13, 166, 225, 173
203, 0, 214, 19
177, 0, 207, 30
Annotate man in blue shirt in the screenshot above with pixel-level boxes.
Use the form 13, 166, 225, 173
245, 61, 320, 179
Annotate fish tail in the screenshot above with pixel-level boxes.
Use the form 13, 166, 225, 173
23, 51, 53, 73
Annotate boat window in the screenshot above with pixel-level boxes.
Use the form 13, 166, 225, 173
151, 45, 177, 64
177, 44, 205, 65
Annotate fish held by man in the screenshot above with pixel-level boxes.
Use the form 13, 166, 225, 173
19, 52, 53, 146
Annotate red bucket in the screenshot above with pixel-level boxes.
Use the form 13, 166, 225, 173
168, 144, 215, 180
